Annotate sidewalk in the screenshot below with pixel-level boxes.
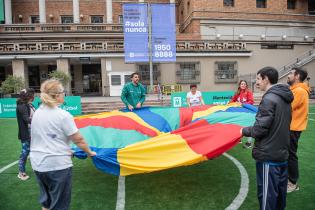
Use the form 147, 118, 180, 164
81, 94, 171, 103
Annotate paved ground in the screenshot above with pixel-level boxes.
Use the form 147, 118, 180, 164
81, 94, 171, 102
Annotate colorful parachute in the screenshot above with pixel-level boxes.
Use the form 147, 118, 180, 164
73, 103, 257, 176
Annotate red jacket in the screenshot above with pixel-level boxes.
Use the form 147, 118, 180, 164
231, 89, 254, 104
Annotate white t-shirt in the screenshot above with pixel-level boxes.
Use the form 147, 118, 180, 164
30, 105, 78, 172
186, 91, 202, 106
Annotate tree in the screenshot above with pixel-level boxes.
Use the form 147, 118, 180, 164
48, 71, 71, 87
0, 75, 25, 95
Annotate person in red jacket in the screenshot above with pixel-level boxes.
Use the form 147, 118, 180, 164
230, 80, 254, 104
231, 80, 254, 148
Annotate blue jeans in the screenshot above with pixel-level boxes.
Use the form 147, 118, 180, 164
18, 140, 30, 173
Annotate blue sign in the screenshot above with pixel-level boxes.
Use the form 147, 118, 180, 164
123, 4, 149, 62
151, 4, 176, 62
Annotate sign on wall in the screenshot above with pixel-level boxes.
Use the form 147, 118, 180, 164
151, 4, 176, 62
0, 96, 82, 118
123, 3, 149, 62
171, 91, 235, 107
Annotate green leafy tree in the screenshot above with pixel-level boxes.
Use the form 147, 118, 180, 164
48, 71, 71, 87
0, 75, 25, 94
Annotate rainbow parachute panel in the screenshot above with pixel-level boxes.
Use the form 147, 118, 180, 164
73, 103, 257, 176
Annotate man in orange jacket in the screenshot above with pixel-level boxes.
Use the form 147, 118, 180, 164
287, 67, 310, 193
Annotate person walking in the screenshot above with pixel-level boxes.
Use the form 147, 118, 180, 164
286, 67, 310, 193
121, 73, 146, 111
30, 79, 96, 210
241, 67, 293, 210
16, 88, 35, 181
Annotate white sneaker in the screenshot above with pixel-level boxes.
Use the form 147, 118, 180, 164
17, 173, 30, 181
287, 181, 299, 193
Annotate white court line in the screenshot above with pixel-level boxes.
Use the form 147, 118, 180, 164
309, 118, 315, 121
0, 160, 18, 174
1, 156, 247, 210
224, 153, 249, 210
309, 113, 315, 114
115, 176, 126, 210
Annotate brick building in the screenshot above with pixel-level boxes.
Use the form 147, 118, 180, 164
0, 0, 314, 96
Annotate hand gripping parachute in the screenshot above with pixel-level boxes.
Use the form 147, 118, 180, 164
73, 103, 257, 176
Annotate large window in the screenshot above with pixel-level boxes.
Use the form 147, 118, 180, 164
137, 64, 159, 85
215, 61, 238, 83
91, 16, 103, 23
61, 16, 73, 24
256, 0, 267, 8
287, 0, 296, 9
223, 0, 234, 7
30, 16, 39, 24
176, 63, 200, 84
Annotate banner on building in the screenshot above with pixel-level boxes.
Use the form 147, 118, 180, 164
0, 96, 82, 118
123, 4, 149, 62
171, 91, 235, 107
0, 0, 4, 22
151, 4, 176, 62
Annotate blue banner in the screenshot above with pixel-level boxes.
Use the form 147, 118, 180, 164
123, 4, 149, 62
151, 4, 176, 62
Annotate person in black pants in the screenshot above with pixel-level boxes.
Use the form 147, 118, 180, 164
286, 67, 309, 193
241, 67, 293, 210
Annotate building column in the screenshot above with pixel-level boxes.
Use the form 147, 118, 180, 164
39, 0, 46, 24
74, 64, 83, 94
106, 0, 112, 23
73, 0, 80, 24
170, 0, 175, 3
57, 58, 71, 95
101, 58, 110, 96
4, 0, 12, 24
12, 59, 29, 89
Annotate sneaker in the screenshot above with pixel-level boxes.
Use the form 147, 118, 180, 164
243, 142, 252, 149
17, 172, 30, 181
287, 181, 299, 193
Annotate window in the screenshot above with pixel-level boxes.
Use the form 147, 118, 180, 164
287, 0, 296, 9
91, 16, 103, 23
176, 63, 200, 84
118, 15, 123, 24
124, 75, 131, 84
111, 75, 121, 86
256, 0, 267, 8
224, 0, 234, 7
61, 16, 73, 24
215, 61, 238, 83
30, 16, 39, 24
137, 64, 159, 85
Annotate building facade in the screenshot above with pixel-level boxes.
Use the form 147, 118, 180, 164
0, 0, 314, 96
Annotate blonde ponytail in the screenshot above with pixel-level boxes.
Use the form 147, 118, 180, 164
40, 79, 64, 107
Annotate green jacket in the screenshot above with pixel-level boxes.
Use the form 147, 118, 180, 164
121, 82, 146, 108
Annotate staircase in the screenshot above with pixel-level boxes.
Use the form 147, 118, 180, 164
82, 99, 171, 114
279, 49, 315, 79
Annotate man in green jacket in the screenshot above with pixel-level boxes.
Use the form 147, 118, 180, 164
121, 73, 146, 111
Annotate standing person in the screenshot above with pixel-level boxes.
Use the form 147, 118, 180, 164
186, 84, 205, 107
121, 73, 146, 111
241, 67, 293, 210
286, 67, 309, 193
16, 88, 35, 181
30, 79, 96, 210
230, 80, 254, 104
230, 80, 254, 148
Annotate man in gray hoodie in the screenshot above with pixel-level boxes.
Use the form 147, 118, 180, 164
241, 67, 293, 210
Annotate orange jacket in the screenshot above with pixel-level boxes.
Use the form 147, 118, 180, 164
290, 82, 310, 131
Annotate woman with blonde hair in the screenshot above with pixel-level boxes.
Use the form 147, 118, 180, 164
30, 79, 96, 210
